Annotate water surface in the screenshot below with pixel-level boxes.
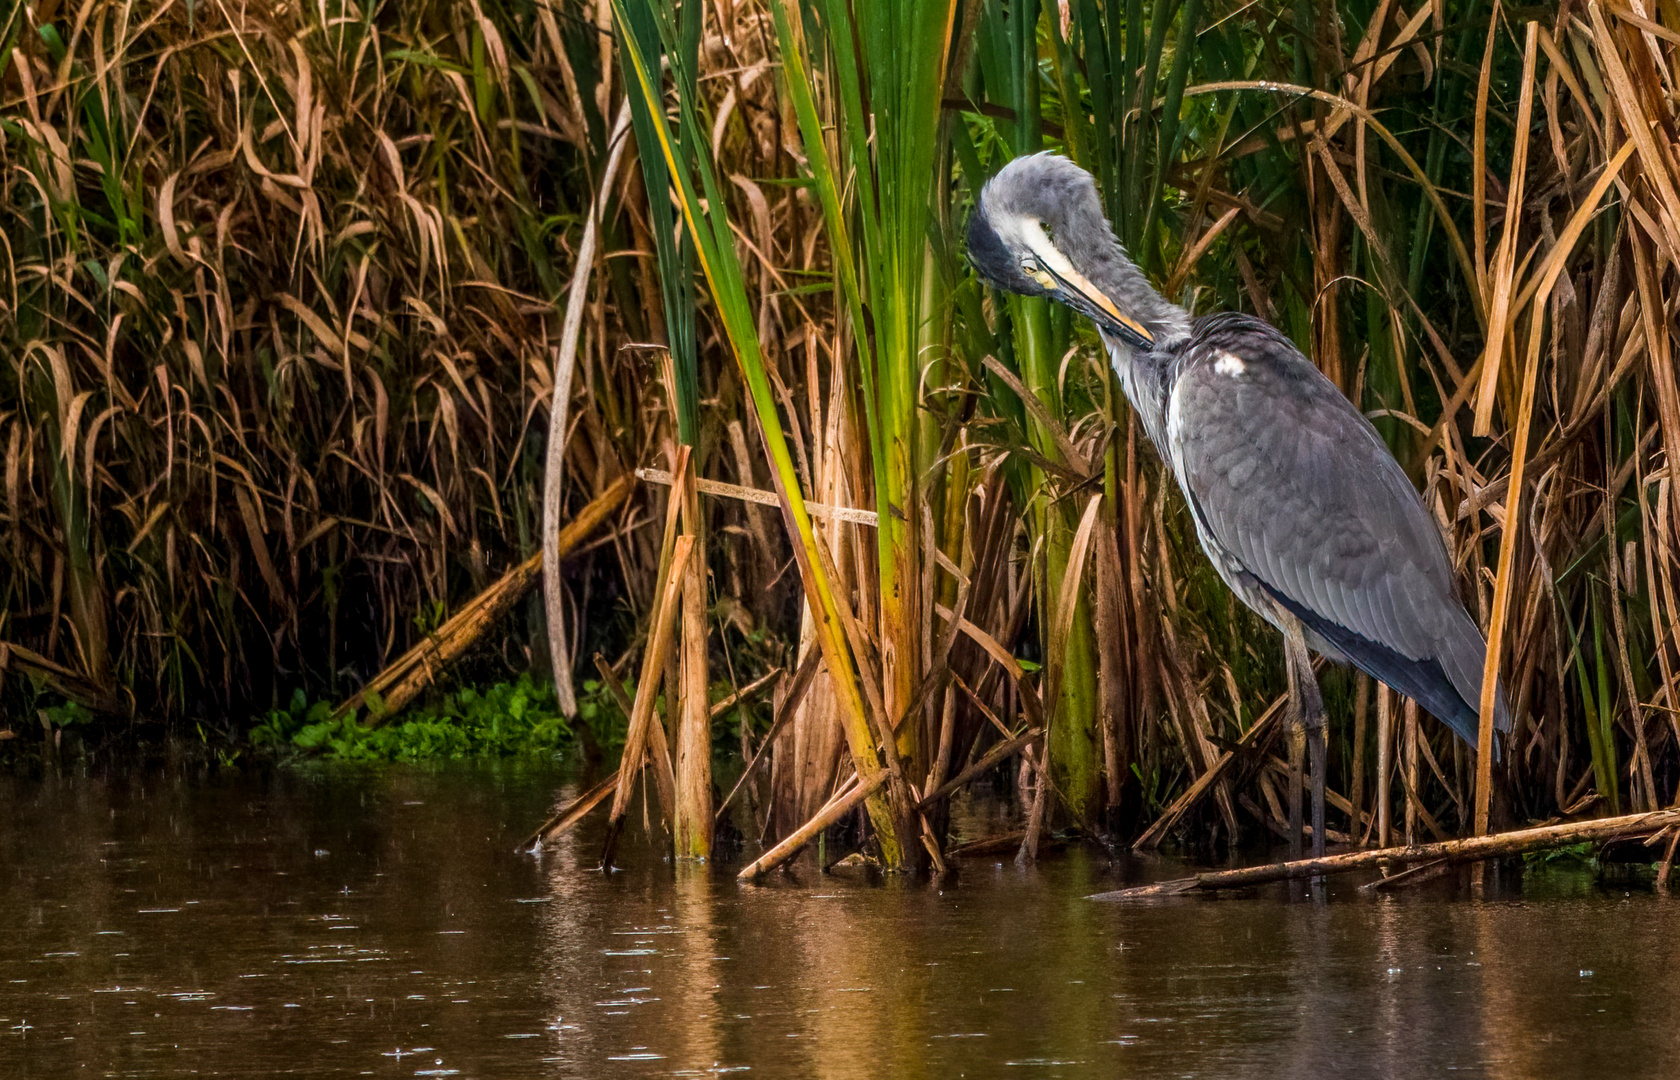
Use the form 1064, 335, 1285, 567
2, 760, 1675, 1078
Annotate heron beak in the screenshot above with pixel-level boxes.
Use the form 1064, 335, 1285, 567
1022, 229, 1155, 351
1047, 266, 1156, 352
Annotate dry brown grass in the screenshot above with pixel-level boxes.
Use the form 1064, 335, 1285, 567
0, 0, 654, 718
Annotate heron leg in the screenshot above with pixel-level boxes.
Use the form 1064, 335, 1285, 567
1282, 628, 1305, 860
1306, 688, 1327, 861
1283, 620, 1327, 860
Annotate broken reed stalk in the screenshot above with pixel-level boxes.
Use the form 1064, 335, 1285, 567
637, 468, 879, 526
520, 771, 622, 852
525, 453, 709, 862
1376, 687, 1393, 847
508, 655, 677, 855
1132, 685, 1294, 850
1404, 700, 1421, 844
1092, 809, 1680, 899
708, 668, 782, 719
715, 649, 823, 822
738, 771, 889, 881
917, 727, 1044, 810
674, 448, 713, 859
332, 475, 635, 724
592, 445, 693, 864
599, 533, 696, 869
1349, 672, 1368, 844
527, 520, 782, 853
1656, 827, 1679, 891
0, 641, 128, 718
591, 653, 678, 835
1017, 747, 1052, 865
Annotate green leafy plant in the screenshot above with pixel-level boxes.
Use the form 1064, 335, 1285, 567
39, 700, 94, 729
1523, 841, 1597, 868
253, 675, 584, 763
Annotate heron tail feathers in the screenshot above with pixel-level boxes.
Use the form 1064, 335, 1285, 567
1434, 606, 1513, 757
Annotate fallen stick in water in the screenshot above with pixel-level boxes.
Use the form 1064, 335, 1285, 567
1091, 809, 1680, 899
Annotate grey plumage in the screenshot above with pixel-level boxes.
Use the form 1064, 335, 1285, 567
1166, 312, 1510, 747
967, 153, 1509, 776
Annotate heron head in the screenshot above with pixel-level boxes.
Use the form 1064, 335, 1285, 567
966, 153, 1156, 352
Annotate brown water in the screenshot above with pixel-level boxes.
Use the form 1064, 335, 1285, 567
2, 760, 1677, 1079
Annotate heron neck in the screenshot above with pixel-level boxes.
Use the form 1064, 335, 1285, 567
1085, 248, 1194, 346
1083, 248, 1189, 454
1105, 336, 1179, 458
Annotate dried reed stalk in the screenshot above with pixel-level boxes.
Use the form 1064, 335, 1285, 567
1132, 683, 1297, 850
543, 100, 637, 717
1097, 809, 1680, 899
0, 642, 126, 717
592, 652, 678, 827
332, 475, 634, 724
737, 770, 888, 881
521, 772, 622, 853
600, 533, 695, 867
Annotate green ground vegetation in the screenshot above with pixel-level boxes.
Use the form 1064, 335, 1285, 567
252, 676, 582, 763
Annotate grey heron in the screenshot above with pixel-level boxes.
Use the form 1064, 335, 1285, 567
966, 153, 1510, 858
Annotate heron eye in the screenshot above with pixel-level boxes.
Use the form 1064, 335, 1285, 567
1019, 257, 1039, 277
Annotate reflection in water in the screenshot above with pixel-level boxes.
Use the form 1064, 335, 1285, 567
0, 759, 1676, 1078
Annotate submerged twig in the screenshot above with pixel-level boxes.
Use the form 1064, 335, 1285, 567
1359, 857, 1451, 892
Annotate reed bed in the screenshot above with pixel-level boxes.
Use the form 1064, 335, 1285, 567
0, 0, 656, 723
3, 0, 1678, 869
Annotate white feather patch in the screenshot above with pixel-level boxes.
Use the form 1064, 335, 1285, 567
1213, 351, 1246, 377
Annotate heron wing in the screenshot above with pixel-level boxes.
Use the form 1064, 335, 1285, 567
1167, 313, 1508, 744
